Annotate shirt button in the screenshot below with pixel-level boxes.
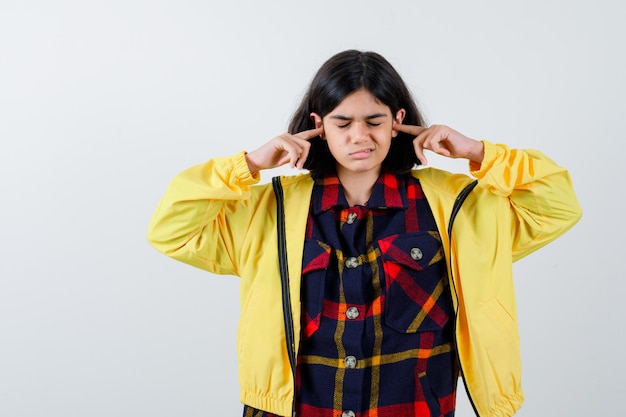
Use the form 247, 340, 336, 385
342, 411, 355, 417
344, 355, 357, 369
410, 247, 423, 261
345, 257, 359, 268
346, 306, 360, 320
346, 212, 358, 224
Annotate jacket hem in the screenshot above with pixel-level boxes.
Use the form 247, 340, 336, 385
483, 391, 524, 417
241, 389, 292, 417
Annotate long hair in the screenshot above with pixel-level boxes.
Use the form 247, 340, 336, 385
288, 50, 425, 177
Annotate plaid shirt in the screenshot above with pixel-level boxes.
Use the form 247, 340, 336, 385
244, 173, 457, 417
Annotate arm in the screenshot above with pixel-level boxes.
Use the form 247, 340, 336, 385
471, 141, 582, 261
147, 126, 324, 275
147, 151, 260, 276
395, 122, 582, 260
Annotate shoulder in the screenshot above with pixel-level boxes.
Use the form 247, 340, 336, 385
411, 168, 476, 200
278, 172, 314, 186
250, 172, 314, 198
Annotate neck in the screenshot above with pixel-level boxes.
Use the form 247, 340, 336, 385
337, 168, 380, 207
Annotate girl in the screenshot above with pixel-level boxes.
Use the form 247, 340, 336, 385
147, 50, 581, 417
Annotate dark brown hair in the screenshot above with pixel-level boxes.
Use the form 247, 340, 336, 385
289, 50, 425, 177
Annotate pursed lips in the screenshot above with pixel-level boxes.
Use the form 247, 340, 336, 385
349, 148, 374, 155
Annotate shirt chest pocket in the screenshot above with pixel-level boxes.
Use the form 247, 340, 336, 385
378, 232, 451, 333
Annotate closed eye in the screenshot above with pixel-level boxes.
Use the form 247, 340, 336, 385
337, 122, 382, 128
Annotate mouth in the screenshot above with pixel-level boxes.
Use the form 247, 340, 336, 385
349, 148, 374, 155
349, 148, 374, 160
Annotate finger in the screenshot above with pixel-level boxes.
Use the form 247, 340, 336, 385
393, 122, 428, 137
413, 136, 428, 166
291, 128, 319, 169
289, 149, 303, 168
274, 138, 304, 168
277, 154, 291, 167
422, 129, 452, 158
281, 136, 312, 170
429, 137, 451, 157
292, 142, 312, 169
288, 146, 305, 169
278, 149, 300, 169
296, 141, 311, 170
295, 126, 324, 141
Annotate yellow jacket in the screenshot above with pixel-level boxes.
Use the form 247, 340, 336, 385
147, 141, 582, 417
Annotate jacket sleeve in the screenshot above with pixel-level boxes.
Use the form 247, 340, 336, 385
147, 151, 261, 276
470, 141, 582, 261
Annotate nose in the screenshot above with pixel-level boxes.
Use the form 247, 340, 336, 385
349, 122, 369, 142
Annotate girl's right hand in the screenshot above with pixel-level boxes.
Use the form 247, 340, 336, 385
245, 126, 324, 173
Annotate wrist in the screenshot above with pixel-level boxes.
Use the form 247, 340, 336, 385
245, 152, 260, 175
467, 140, 485, 164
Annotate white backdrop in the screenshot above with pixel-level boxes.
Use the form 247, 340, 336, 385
1, 1, 624, 416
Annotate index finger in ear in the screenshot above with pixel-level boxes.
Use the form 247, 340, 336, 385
393, 123, 427, 137
295, 126, 324, 141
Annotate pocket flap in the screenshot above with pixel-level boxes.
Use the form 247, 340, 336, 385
302, 239, 331, 274
378, 232, 443, 271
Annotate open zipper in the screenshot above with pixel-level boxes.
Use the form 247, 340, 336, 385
447, 179, 480, 417
272, 176, 297, 416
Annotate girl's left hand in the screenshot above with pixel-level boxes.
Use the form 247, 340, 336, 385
393, 123, 485, 166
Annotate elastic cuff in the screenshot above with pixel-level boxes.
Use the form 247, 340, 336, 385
233, 151, 260, 184
469, 140, 497, 178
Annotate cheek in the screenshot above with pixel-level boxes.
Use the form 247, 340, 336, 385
325, 140, 343, 157
323, 131, 346, 150
374, 130, 393, 145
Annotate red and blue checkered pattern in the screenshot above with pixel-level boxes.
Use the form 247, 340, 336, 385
245, 173, 457, 417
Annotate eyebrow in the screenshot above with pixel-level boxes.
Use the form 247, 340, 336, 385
329, 113, 388, 121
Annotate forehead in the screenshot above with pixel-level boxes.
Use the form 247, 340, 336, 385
328, 89, 391, 116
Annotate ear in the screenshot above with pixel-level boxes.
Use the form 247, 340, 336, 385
392, 108, 406, 138
309, 112, 323, 129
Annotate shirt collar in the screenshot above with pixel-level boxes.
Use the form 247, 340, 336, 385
311, 172, 408, 214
